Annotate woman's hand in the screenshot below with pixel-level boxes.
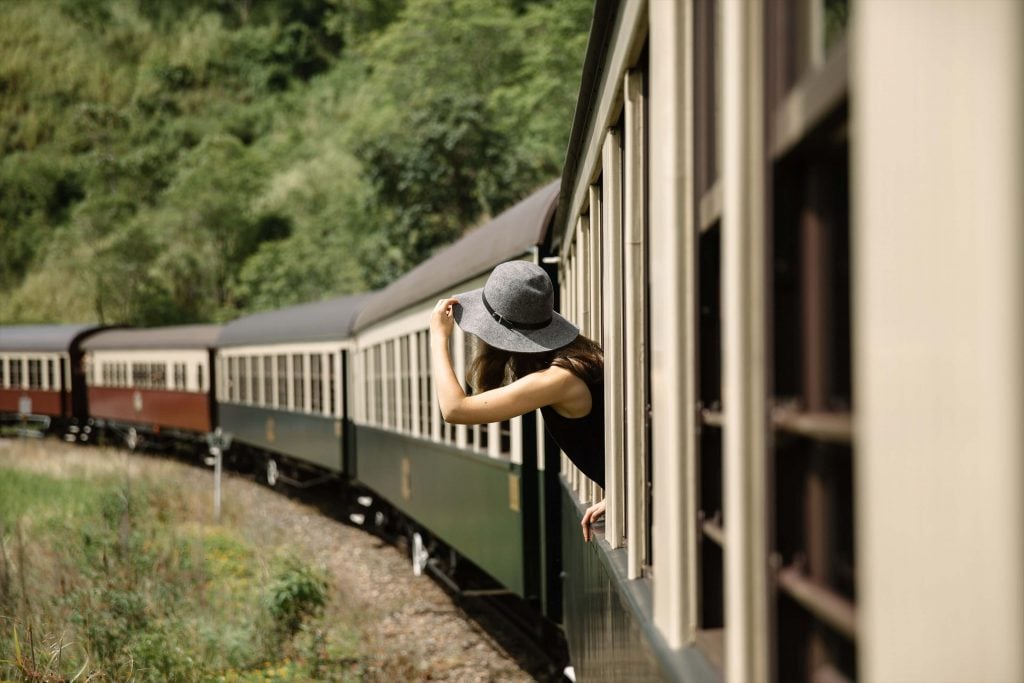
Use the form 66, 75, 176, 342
581, 498, 606, 542
430, 297, 458, 339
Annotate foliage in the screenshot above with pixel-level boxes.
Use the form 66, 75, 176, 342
267, 558, 328, 637
0, 0, 593, 325
0, 461, 353, 681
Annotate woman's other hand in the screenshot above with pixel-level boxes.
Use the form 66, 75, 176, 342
581, 498, 606, 542
430, 297, 458, 339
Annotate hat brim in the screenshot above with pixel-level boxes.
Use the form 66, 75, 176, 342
452, 288, 579, 353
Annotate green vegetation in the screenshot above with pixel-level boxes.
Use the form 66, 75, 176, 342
0, 463, 356, 681
0, 0, 593, 324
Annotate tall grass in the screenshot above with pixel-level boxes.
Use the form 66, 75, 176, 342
0, 449, 358, 682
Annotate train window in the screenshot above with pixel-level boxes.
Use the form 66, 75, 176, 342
727, 2, 857, 677
246, 357, 257, 404
0, 357, 7, 388
698, 225, 724, 635
417, 331, 431, 437
263, 357, 273, 406
292, 353, 305, 412
400, 336, 412, 433
131, 363, 145, 389
10, 358, 23, 388
276, 355, 287, 409
388, 341, 400, 429
371, 345, 381, 426
364, 350, 372, 423
198, 363, 204, 393
28, 359, 42, 389
771, 128, 853, 682
46, 359, 54, 390
239, 357, 249, 402
310, 353, 322, 414
328, 353, 337, 417
154, 363, 167, 389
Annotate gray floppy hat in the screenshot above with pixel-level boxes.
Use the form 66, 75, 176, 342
453, 261, 579, 353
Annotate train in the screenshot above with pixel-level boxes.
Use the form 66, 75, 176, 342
1, 1, 1022, 681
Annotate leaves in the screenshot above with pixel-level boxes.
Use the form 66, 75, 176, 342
0, 0, 592, 325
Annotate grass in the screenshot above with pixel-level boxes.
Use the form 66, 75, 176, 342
0, 441, 364, 682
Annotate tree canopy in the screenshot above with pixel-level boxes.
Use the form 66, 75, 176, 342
0, 0, 592, 324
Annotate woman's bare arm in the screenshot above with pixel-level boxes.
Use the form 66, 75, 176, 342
428, 297, 585, 425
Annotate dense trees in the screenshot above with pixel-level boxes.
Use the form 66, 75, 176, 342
0, 0, 591, 325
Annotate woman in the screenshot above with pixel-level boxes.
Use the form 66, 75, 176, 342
429, 260, 606, 541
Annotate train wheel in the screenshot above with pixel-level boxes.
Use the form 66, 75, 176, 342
265, 458, 279, 487
411, 531, 429, 577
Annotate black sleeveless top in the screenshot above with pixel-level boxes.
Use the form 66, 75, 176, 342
541, 378, 605, 488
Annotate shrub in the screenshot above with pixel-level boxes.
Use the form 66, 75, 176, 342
266, 558, 328, 638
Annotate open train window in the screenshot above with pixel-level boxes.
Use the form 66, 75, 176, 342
292, 354, 304, 411
400, 336, 412, 433
28, 359, 42, 389
263, 357, 273, 406
328, 353, 337, 417
246, 357, 256, 403
767, 2, 854, 678
310, 354, 322, 414
418, 330, 431, 437
0, 357, 6, 388
11, 358, 22, 389
276, 355, 287, 409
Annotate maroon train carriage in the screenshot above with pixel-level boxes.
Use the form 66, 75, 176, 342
80, 325, 221, 446
0, 324, 103, 433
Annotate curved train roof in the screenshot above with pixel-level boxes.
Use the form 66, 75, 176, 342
353, 179, 559, 332
0, 324, 102, 352
216, 293, 374, 348
82, 324, 223, 351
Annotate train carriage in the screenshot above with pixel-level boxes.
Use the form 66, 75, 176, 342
553, 1, 1022, 682
82, 325, 221, 445
349, 180, 563, 611
0, 324, 102, 431
214, 294, 371, 484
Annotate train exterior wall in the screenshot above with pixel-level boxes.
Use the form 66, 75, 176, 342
218, 403, 343, 473
356, 425, 527, 597
560, 484, 719, 682
0, 389, 64, 417
88, 387, 212, 434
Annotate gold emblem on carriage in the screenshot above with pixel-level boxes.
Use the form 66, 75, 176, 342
266, 416, 276, 443
508, 473, 520, 512
401, 457, 412, 500
132, 391, 143, 413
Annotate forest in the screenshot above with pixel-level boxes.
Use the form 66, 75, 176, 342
0, 0, 592, 325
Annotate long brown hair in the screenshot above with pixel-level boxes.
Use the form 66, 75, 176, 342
467, 335, 604, 393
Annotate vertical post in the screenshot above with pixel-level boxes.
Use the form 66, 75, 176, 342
602, 129, 626, 549
213, 445, 222, 522
854, 1, 1024, 680
624, 68, 648, 579
454, 332, 467, 448
723, 0, 769, 680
